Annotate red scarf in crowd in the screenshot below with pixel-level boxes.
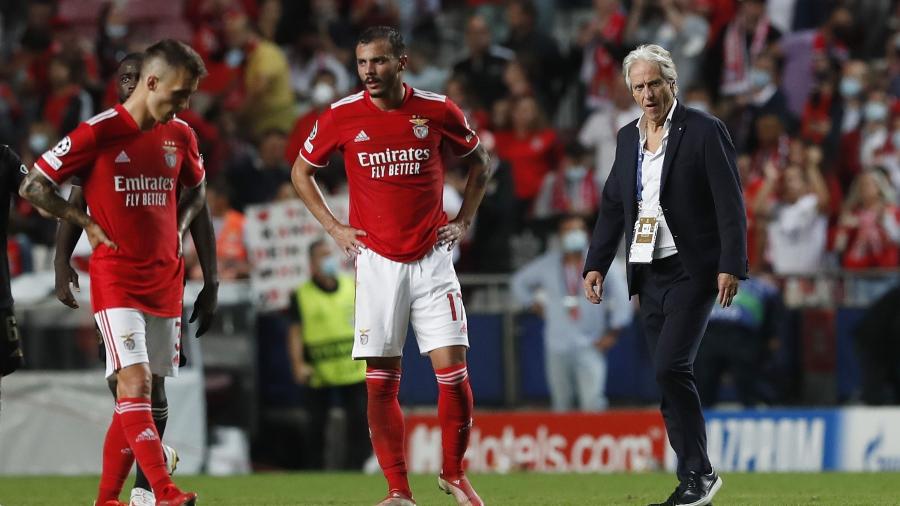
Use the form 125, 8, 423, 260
721, 15, 770, 95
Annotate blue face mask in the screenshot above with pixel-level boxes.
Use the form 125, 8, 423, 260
840, 77, 862, 98
561, 229, 588, 253
865, 101, 888, 123
319, 255, 339, 276
565, 166, 587, 182
749, 69, 771, 89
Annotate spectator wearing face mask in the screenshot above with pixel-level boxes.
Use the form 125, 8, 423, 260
858, 92, 893, 170
286, 71, 339, 165
735, 53, 793, 154
836, 63, 875, 188
532, 142, 600, 220
511, 215, 632, 411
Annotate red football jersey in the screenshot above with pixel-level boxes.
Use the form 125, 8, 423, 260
34, 105, 205, 317
298, 85, 479, 262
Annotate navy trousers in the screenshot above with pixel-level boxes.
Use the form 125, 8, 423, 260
634, 254, 716, 480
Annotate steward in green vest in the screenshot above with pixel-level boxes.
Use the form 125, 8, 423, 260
293, 272, 365, 387
287, 239, 370, 469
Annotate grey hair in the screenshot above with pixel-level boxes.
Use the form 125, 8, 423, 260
623, 44, 678, 93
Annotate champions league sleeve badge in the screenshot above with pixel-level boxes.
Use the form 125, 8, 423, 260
410, 116, 430, 139
163, 140, 178, 168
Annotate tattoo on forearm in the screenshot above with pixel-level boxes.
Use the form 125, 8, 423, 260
20, 172, 92, 228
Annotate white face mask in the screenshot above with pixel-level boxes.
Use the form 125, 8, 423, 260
565, 165, 587, 181
29, 133, 49, 154
311, 82, 335, 106
561, 229, 588, 253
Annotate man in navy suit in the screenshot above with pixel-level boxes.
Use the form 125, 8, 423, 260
583, 44, 747, 506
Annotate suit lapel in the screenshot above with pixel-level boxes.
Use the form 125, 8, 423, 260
623, 124, 639, 214
660, 103, 686, 193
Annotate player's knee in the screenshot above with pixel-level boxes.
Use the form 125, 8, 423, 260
116, 366, 152, 398
365, 357, 402, 370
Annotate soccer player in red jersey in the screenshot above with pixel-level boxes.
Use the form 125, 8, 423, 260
292, 26, 492, 506
53, 52, 218, 506
20, 39, 208, 506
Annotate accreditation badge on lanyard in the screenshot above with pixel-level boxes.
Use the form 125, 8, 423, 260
629, 143, 660, 264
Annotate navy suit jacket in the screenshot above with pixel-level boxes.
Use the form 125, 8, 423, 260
583, 103, 748, 296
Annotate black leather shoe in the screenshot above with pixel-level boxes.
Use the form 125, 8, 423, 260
646, 484, 681, 506
676, 470, 722, 506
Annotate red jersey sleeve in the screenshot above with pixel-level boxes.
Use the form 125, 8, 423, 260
33, 123, 97, 186
179, 128, 206, 188
442, 99, 480, 157
298, 108, 339, 168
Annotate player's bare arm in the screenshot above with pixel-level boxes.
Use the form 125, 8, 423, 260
291, 156, 367, 257
175, 179, 207, 257
437, 143, 492, 250
188, 202, 218, 337
53, 185, 86, 308
19, 170, 117, 250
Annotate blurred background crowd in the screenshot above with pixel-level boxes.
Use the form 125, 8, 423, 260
4, 0, 900, 470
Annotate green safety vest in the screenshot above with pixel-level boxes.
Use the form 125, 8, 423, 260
296, 275, 365, 387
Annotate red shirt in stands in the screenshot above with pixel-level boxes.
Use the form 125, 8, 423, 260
33, 104, 205, 317
494, 128, 562, 200
299, 85, 479, 262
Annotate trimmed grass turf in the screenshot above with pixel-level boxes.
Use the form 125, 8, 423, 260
0, 472, 898, 505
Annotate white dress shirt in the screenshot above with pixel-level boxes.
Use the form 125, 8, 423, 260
636, 99, 679, 259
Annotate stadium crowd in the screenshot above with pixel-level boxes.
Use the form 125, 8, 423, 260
3, 0, 900, 474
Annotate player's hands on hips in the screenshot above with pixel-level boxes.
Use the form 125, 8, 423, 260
437, 219, 468, 251
328, 223, 367, 257
190, 282, 218, 337
85, 221, 117, 251
583, 271, 604, 304
717, 273, 739, 308
54, 262, 80, 309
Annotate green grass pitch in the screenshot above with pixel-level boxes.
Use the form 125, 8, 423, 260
0, 472, 897, 505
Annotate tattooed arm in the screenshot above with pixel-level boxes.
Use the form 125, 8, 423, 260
18, 170, 116, 249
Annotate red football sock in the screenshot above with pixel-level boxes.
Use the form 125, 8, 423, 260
96, 410, 134, 502
117, 397, 175, 495
366, 367, 411, 497
436, 364, 474, 479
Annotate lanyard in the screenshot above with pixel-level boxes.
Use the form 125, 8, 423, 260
636, 141, 644, 202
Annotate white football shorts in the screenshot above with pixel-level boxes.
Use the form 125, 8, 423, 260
352, 244, 470, 358
95, 308, 182, 379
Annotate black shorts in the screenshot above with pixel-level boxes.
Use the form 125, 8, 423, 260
1, 306, 23, 377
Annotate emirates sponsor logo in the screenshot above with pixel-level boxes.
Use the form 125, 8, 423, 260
358, 148, 431, 179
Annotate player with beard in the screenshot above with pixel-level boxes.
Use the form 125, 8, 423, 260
21, 39, 210, 506
53, 52, 218, 506
292, 26, 491, 506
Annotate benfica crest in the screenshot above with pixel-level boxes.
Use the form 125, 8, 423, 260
410, 116, 430, 139
163, 140, 178, 168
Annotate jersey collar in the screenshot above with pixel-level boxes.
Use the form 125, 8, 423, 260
363, 82, 412, 112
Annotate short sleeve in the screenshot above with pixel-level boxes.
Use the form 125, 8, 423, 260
442, 99, 480, 157
179, 128, 206, 188
298, 109, 340, 168
33, 123, 97, 187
